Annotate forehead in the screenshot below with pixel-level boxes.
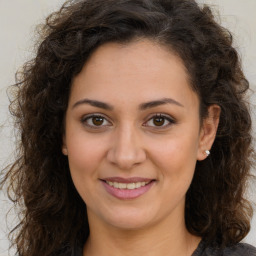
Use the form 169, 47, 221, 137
81, 39, 189, 83
70, 39, 198, 110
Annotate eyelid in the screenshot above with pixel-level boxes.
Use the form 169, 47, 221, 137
80, 112, 176, 129
143, 113, 176, 128
81, 113, 112, 128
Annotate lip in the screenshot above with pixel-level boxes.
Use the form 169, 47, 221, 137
100, 177, 156, 200
102, 176, 153, 183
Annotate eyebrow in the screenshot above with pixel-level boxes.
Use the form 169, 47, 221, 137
72, 97, 184, 110
72, 99, 114, 110
139, 98, 184, 110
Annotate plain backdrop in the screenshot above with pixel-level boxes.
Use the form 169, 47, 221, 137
0, 1, 255, 255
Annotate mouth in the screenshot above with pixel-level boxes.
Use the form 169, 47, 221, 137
100, 177, 156, 200
104, 180, 151, 190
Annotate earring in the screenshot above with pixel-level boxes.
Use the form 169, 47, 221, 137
205, 150, 210, 156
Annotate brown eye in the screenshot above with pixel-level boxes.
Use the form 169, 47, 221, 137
82, 114, 111, 129
92, 116, 104, 126
144, 114, 175, 128
153, 116, 165, 126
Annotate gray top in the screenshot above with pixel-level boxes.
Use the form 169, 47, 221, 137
192, 240, 256, 256
71, 239, 256, 256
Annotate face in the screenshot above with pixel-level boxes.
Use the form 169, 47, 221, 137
63, 40, 218, 231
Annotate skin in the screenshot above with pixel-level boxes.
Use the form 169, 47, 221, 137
63, 39, 220, 256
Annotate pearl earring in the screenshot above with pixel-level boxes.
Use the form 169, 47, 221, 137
205, 150, 210, 156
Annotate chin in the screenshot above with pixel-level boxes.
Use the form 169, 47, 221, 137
99, 207, 157, 230
109, 217, 152, 231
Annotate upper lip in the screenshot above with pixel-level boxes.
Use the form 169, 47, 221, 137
101, 177, 154, 183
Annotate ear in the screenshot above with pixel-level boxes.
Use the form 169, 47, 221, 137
62, 135, 68, 156
197, 104, 221, 161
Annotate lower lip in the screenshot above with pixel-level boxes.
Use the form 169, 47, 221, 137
102, 181, 155, 200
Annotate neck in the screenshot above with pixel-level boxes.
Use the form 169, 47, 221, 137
83, 212, 201, 256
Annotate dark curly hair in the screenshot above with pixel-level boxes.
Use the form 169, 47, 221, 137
1, 0, 255, 255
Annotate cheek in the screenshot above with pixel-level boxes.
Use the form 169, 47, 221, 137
148, 132, 200, 196
150, 135, 199, 170
66, 133, 106, 178
153, 138, 198, 201
66, 135, 106, 204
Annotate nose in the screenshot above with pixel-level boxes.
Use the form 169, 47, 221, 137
106, 124, 146, 170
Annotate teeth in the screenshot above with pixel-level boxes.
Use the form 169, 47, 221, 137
118, 183, 126, 189
106, 181, 150, 189
127, 183, 135, 189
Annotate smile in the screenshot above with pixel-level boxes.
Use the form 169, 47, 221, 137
105, 181, 151, 190
101, 178, 155, 200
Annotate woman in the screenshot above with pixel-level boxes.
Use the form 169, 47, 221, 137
2, 0, 256, 255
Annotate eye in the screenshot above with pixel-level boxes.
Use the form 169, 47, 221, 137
144, 114, 175, 128
81, 114, 111, 128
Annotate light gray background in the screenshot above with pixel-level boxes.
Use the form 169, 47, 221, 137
0, 1, 255, 255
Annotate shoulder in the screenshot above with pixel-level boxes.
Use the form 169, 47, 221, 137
221, 243, 256, 255
194, 241, 256, 256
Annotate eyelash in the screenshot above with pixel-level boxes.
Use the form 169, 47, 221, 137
81, 113, 176, 129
